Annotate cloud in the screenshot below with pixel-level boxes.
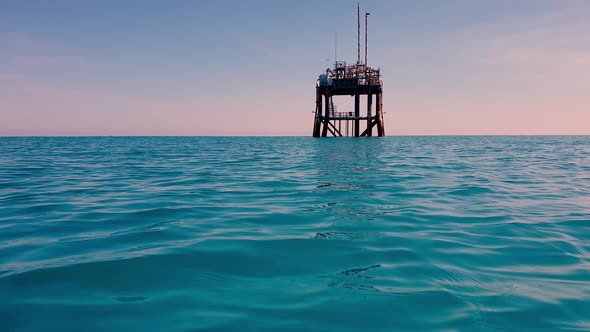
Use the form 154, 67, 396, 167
0, 32, 311, 136
449, 5, 590, 71
372, 4, 590, 135
2, 3, 588, 136
0, 32, 65, 54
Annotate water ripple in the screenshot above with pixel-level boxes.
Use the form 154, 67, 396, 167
1, 136, 589, 331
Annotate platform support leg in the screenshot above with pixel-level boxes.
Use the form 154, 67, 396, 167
354, 94, 360, 137
367, 93, 373, 137
376, 92, 384, 137
313, 91, 322, 137
321, 94, 330, 137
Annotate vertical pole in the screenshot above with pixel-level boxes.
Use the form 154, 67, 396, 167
345, 119, 348, 137
357, 2, 360, 64
365, 13, 370, 69
313, 91, 318, 137
335, 32, 337, 68
322, 94, 330, 137
348, 118, 351, 137
376, 92, 384, 137
380, 91, 385, 136
314, 90, 322, 137
367, 93, 372, 137
354, 94, 360, 137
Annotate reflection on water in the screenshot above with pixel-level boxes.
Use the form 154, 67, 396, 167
0, 136, 589, 331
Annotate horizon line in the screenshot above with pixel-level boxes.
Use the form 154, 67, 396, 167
1, 134, 589, 138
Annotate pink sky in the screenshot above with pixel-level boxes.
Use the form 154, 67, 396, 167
1, 2, 589, 136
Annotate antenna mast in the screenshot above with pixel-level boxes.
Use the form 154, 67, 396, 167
312, 2, 385, 138
357, 2, 361, 64
335, 32, 338, 68
365, 12, 370, 69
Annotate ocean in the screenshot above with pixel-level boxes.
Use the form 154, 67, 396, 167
0, 136, 589, 331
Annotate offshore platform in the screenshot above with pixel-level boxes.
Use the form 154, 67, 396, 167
312, 3, 385, 137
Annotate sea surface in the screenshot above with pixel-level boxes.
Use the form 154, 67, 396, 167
1, 136, 589, 331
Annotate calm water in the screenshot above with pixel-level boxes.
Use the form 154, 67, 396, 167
1, 136, 589, 331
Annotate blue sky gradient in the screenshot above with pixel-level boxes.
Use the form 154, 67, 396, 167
1, 0, 589, 135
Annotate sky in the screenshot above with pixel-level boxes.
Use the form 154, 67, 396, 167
1, 0, 589, 136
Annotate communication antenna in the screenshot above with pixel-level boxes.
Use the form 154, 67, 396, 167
357, 2, 361, 64
365, 12, 370, 69
334, 32, 338, 68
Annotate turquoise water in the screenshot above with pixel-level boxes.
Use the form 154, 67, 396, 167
1, 136, 589, 331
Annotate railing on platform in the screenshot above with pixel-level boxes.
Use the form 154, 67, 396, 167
318, 63, 381, 87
